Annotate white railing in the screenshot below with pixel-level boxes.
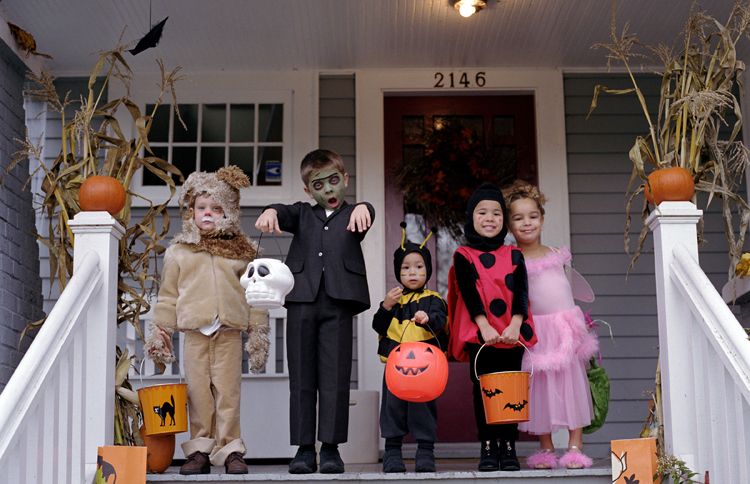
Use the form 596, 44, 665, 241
648, 202, 750, 482
0, 212, 124, 483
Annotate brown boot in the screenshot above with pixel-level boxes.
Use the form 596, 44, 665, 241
224, 452, 248, 474
180, 451, 210, 475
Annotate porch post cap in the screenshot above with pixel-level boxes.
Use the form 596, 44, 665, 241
646, 201, 702, 231
69, 211, 126, 239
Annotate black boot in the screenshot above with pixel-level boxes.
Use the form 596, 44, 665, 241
499, 440, 520, 471
288, 445, 317, 474
478, 440, 499, 472
319, 443, 345, 474
382, 438, 405, 473
414, 440, 436, 473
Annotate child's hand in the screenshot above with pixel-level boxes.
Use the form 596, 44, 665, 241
255, 208, 281, 234
476, 315, 502, 345
382, 286, 402, 310
412, 310, 429, 327
499, 315, 523, 345
347, 204, 372, 232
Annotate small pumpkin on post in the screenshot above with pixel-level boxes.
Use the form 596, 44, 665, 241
78, 175, 127, 215
643, 167, 695, 205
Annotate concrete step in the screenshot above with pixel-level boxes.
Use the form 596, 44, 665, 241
147, 460, 611, 483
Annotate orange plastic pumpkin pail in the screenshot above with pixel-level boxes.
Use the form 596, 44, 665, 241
385, 341, 449, 403
138, 383, 188, 436
474, 343, 531, 424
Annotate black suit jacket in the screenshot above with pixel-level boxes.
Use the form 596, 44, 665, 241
267, 201, 375, 315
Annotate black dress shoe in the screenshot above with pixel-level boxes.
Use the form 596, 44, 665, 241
319, 446, 345, 474
288, 447, 317, 474
478, 440, 499, 472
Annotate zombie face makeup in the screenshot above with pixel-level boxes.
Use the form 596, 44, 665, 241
304, 167, 348, 210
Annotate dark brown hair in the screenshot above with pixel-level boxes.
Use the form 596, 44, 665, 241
300, 149, 346, 185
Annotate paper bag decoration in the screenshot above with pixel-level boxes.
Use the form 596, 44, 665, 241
96, 446, 147, 484
611, 437, 660, 484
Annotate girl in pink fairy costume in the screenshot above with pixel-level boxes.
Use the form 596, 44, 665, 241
504, 181, 599, 469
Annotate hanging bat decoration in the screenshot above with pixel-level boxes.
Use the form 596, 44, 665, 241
7, 22, 53, 59
503, 400, 528, 412
128, 16, 168, 55
481, 387, 503, 399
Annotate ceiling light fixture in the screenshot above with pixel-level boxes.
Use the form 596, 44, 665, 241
453, 0, 487, 18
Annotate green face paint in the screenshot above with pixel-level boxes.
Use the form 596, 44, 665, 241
305, 167, 347, 210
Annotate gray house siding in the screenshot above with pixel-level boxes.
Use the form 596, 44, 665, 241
0, 40, 43, 392
564, 73, 738, 457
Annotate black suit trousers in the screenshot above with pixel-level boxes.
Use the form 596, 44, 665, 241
286, 281, 355, 445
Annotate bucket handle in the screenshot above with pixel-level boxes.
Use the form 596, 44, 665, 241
139, 356, 183, 385
473, 341, 533, 381
398, 319, 443, 352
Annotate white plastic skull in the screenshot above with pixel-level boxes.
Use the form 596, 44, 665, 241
240, 258, 295, 309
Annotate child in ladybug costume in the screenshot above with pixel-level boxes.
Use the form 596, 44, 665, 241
372, 223, 447, 473
447, 182, 537, 472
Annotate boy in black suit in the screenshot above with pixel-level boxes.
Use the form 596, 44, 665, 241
255, 149, 374, 474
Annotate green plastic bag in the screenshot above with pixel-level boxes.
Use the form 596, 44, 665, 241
583, 357, 609, 434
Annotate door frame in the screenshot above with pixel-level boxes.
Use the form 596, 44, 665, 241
355, 68, 570, 395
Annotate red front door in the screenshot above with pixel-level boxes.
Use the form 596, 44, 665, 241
383, 94, 538, 443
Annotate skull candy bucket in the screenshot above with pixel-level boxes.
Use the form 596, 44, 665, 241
240, 258, 295, 309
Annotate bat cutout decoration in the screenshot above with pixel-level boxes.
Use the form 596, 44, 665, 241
481, 387, 503, 399
503, 400, 528, 412
129, 16, 168, 55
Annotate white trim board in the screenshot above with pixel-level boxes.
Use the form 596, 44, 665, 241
355, 68, 571, 391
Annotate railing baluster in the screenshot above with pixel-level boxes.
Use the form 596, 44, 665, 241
692, 331, 709, 472
57, 347, 72, 484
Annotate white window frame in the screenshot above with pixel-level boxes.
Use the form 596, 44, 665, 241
116, 70, 317, 207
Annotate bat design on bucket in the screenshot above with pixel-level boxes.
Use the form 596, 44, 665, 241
481, 387, 503, 398
503, 400, 528, 412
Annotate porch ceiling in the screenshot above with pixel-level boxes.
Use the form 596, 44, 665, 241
0, 0, 744, 74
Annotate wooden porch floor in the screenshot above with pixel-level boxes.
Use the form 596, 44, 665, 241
147, 459, 611, 483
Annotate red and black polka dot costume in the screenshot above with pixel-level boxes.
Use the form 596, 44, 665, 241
448, 245, 537, 361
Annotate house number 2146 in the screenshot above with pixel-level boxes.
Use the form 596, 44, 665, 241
433, 71, 486, 88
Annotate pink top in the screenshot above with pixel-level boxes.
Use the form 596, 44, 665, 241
524, 247, 575, 316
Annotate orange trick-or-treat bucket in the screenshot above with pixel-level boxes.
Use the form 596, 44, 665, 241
385, 341, 449, 403
138, 383, 188, 436
474, 343, 531, 424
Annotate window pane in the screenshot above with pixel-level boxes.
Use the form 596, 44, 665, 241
174, 104, 198, 142
258, 104, 283, 142
173, 147, 197, 181
142, 146, 170, 186
229, 147, 254, 185
147, 104, 171, 142
201, 146, 225, 173
202, 104, 226, 142
493, 116, 515, 138
230, 104, 255, 142
402, 116, 424, 144
257, 146, 282, 185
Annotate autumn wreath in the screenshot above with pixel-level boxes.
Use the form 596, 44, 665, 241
396, 120, 516, 237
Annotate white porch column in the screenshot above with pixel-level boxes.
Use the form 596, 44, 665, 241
69, 211, 125, 481
646, 201, 702, 469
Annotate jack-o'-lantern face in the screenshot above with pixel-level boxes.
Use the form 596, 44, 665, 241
385, 341, 448, 403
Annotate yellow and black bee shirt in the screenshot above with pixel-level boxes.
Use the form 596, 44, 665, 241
372, 289, 448, 363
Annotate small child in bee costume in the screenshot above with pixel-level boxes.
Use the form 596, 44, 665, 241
372, 223, 447, 473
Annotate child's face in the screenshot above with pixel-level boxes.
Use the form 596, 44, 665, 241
399, 252, 427, 291
508, 198, 544, 246
472, 200, 504, 238
192, 194, 225, 231
304, 167, 348, 210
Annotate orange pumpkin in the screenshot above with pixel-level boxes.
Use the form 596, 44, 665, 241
140, 425, 175, 473
385, 341, 449, 403
644, 167, 695, 205
78, 175, 126, 215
